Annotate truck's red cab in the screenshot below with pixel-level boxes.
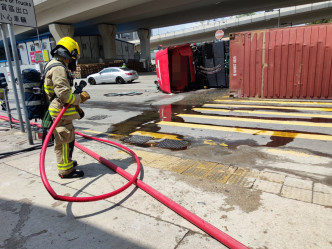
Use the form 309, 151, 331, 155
155, 44, 196, 93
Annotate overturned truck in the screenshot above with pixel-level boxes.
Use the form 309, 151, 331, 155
155, 41, 229, 94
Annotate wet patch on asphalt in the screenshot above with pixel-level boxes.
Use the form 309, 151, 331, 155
174, 172, 262, 213
83, 87, 332, 157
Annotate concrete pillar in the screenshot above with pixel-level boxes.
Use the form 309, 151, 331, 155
98, 24, 117, 60
49, 23, 74, 43
137, 28, 151, 69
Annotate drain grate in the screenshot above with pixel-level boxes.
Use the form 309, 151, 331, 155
157, 139, 188, 150
86, 115, 109, 121
124, 135, 153, 144
104, 92, 142, 97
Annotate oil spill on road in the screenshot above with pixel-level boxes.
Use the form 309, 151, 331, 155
107, 106, 191, 150
87, 88, 332, 151
109, 109, 160, 136
174, 171, 262, 213
266, 136, 295, 147
103, 89, 227, 150
222, 139, 259, 150
83, 101, 151, 112
309, 117, 332, 123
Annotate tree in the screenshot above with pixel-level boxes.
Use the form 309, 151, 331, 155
308, 19, 332, 25
236, 13, 255, 18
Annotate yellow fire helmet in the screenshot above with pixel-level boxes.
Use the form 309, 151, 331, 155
51, 36, 80, 60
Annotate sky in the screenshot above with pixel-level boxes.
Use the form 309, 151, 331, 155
151, 18, 225, 35
150, 0, 326, 36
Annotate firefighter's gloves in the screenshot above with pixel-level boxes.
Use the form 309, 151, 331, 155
76, 106, 85, 119
80, 91, 90, 103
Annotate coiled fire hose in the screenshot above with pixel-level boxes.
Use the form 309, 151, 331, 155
0, 108, 249, 249
39, 104, 141, 202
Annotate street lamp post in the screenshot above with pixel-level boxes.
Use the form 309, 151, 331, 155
265, 9, 281, 28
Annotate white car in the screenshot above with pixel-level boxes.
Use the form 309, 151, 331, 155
87, 67, 139, 85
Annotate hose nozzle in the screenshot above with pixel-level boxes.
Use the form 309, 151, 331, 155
74, 80, 87, 94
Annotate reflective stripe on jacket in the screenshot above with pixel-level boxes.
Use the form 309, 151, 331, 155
44, 59, 81, 120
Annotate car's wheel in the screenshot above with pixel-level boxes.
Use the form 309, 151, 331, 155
116, 77, 125, 84
88, 78, 96, 85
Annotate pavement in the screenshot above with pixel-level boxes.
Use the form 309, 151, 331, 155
1, 118, 332, 249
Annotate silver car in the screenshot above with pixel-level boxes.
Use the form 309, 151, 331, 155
87, 67, 139, 85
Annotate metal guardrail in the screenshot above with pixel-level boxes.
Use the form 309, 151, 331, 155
131, 0, 332, 44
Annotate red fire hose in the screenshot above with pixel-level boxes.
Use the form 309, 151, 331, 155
39, 105, 141, 202
0, 108, 249, 249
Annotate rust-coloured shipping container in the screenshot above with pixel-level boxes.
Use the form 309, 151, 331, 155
229, 23, 332, 99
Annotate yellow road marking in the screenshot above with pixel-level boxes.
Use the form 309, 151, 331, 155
80, 129, 181, 141
266, 148, 312, 158
204, 140, 218, 146
80, 129, 107, 135
204, 139, 228, 147
215, 99, 332, 106
130, 131, 180, 140
205, 103, 332, 112
158, 121, 332, 141
178, 114, 332, 128
193, 107, 332, 119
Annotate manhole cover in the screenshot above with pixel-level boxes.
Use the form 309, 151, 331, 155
157, 139, 188, 150
86, 115, 109, 120
104, 92, 142, 97
124, 135, 152, 144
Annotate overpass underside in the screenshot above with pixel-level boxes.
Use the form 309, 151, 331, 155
139, 5, 332, 49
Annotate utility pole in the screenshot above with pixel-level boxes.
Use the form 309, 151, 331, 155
265, 9, 281, 28
0, 0, 37, 144
8, 23, 34, 145
0, 23, 24, 132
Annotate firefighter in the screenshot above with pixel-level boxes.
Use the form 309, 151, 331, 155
44, 37, 90, 179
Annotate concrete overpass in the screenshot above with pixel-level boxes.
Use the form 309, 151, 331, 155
2, 0, 331, 65
15, 0, 328, 35
132, 1, 332, 50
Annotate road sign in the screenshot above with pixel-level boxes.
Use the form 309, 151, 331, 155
0, 0, 37, 27
215, 29, 224, 40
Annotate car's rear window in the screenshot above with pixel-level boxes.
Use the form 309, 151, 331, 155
121, 68, 131, 71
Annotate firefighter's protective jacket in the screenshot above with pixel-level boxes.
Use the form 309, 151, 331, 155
44, 59, 81, 120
